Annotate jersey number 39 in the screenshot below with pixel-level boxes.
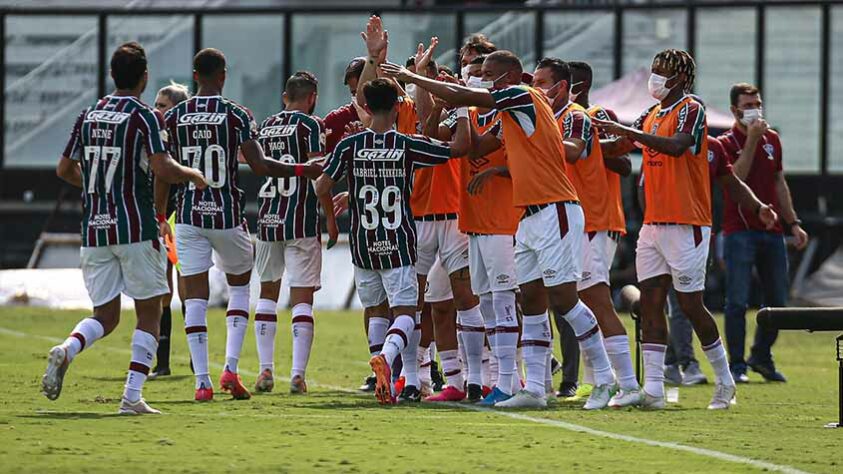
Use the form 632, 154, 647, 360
359, 185, 401, 230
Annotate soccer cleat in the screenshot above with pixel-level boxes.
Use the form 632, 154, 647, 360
555, 381, 577, 398
41, 345, 69, 401
494, 389, 547, 409
583, 384, 614, 410
393, 376, 406, 397
397, 385, 422, 404
731, 369, 750, 384
550, 355, 562, 375
195, 383, 214, 402
639, 390, 666, 410
118, 397, 161, 415
369, 354, 395, 405
747, 359, 787, 383
664, 363, 683, 386
149, 366, 171, 380
477, 387, 512, 406
424, 385, 466, 402
681, 362, 708, 385
482, 385, 493, 397
290, 375, 308, 395
574, 383, 593, 399
359, 374, 377, 392
707, 383, 737, 410
219, 369, 251, 400
609, 388, 642, 408
254, 369, 275, 393
430, 361, 445, 392
466, 383, 484, 403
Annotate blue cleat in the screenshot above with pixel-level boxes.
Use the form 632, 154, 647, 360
477, 386, 512, 407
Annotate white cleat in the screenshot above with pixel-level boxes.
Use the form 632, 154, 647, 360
639, 390, 666, 410
608, 388, 642, 408
707, 383, 737, 410
118, 398, 162, 415
494, 389, 547, 409
583, 384, 614, 410
41, 345, 69, 401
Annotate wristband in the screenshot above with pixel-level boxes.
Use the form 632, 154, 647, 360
294, 164, 304, 177
156, 213, 167, 224
456, 107, 469, 119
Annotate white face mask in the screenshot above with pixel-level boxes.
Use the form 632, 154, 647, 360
465, 76, 484, 88
740, 107, 763, 126
461, 65, 472, 79
648, 73, 675, 101
569, 80, 584, 102
477, 72, 507, 90
538, 80, 563, 101
405, 83, 417, 98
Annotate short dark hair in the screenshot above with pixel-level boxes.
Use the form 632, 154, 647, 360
438, 65, 454, 78
285, 71, 318, 101
344, 57, 366, 85
194, 48, 226, 78
485, 50, 523, 74
536, 57, 570, 85
470, 55, 486, 66
460, 33, 497, 59
730, 82, 760, 107
110, 42, 147, 90
363, 78, 398, 114
568, 61, 592, 87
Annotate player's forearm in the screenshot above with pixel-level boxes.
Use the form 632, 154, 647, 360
154, 178, 171, 216
423, 105, 445, 139
315, 174, 335, 198
449, 116, 470, 158
775, 176, 798, 224
407, 73, 494, 108
732, 136, 759, 180
415, 86, 434, 129
262, 160, 298, 178
56, 159, 83, 188
604, 155, 632, 176
600, 137, 636, 159
356, 56, 381, 109
627, 129, 692, 157
723, 173, 762, 215
563, 140, 585, 164
151, 155, 197, 184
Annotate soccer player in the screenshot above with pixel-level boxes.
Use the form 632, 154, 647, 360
314, 78, 469, 404
382, 50, 617, 410
533, 58, 641, 407
324, 57, 366, 154
43, 42, 207, 414
593, 49, 777, 409
252, 71, 339, 395
150, 81, 192, 378
164, 48, 322, 402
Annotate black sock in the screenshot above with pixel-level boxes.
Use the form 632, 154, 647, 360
157, 305, 172, 369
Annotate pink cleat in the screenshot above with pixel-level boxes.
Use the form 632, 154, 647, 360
424, 386, 466, 402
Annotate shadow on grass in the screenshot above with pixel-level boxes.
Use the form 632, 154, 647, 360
20, 411, 124, 420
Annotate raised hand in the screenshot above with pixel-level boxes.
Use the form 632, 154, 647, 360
747, 118, 769, 140
379, 62, 414, 83
591, 117, 634, 138
362, 15, 388, 61
414, 36, 439, 77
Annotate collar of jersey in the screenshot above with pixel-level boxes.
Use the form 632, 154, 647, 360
554, 101, 575, 119
656, 94, 690, 117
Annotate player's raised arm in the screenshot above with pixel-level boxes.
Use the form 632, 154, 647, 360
381, 62, 495, 109
355, 15, 389, 111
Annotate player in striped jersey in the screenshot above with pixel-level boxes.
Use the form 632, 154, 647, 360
315, 79, 469, 404
164, 48, 323, 402
43, 42, 206, 415
382, 50, 617, 410
252, 71, 339, 395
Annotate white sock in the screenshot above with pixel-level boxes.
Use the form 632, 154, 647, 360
703, 338, 734, 386
123, 329, 157, 403
62, 317, 104, 361
545, 351, 553, 395
457, 306, 485, 386
291, 303, 314, 379
643, 343, 667, 398
582, 355, 595, 385
493, 291, 518, 395
488, 347, 499, 387
185, 298, 212, 389
254, 298, 277, 373
605, 335, 638, 391
367, 315, 390, 356
440, 349, 464, 389
521, 312, 551, 396
418, 345, 432, 386
480, 293, 496, 388
516, 346, 526, 392
381, 314, 414, 366
482, 347, 492, 387
401, 312, 422, 389
564, 301, 614, 386
224, 284, 250, 373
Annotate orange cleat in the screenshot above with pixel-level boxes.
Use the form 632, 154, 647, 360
424, 385, 466, 402
219, 369, 251, 400
369, 354, 395, 405
195, 385, 214, 402
393, 376, 406, 396
254, 369, 275, 393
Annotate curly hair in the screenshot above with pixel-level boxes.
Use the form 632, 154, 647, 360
653, 49, 696, 93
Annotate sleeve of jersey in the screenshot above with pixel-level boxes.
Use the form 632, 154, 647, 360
631, 106, 653, 132
676, 101, 706, 155
407, 135, 452, 169
233, 106, 259, 143
709, 139, 732, 178
772, 132, 783, 172
490, 86, 537, 137
139, 109, 168, 155
594, 108, 619, 140
324, 142, 347, 181
62, 110, 86, 161
304, 117, 326, 155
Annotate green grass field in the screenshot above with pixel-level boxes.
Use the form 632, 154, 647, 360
0, 306, 840, 473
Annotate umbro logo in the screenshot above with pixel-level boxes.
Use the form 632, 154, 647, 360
678, 275, 692, 285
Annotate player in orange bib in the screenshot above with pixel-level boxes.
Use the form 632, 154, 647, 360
593, 49, 777, 410
382, 50, 617, 410
533, 58, 641, 407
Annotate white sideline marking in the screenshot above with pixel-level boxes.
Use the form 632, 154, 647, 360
1, 326, 810, 474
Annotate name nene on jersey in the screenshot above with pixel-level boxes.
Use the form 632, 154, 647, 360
354, 148, 405, 161
178, 112, 227, 126
84, 110, 131, 124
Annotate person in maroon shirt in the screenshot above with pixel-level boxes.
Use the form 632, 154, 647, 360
717, 83, 809, 384
323, 57, 365, 153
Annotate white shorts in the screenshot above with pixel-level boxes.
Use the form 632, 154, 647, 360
254, 237, 321, 289
515, 202, 584, 287
425, 258, 453, 303
469, 234, 517, 294
80, 240, 169, 307
636, 224, 711, 293
415, 219, 469, 276
354, 265, 419, 309
578, 231, 620, 292
176, 224, 253, 277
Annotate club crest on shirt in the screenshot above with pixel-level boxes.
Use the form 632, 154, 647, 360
763, 143, 775, 160
707, 149, 715, 163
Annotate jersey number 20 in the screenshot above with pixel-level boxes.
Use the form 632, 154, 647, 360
359, 185, 401, 230
258, 154, 297, 198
